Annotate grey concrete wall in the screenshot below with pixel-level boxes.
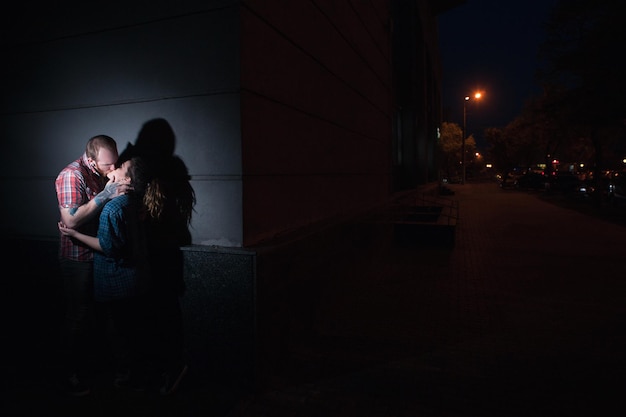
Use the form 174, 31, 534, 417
1, 1, 244, 247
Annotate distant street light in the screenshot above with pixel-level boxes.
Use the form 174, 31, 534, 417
462, 92, 482, 185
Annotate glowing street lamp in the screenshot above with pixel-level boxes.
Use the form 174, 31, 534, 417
462, 91, 483, 185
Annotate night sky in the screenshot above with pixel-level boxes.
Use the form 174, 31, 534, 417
438, 0, 558, 147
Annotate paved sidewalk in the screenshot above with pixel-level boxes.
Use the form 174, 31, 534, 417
238, 182, 626, 417
3, 182, 626, 417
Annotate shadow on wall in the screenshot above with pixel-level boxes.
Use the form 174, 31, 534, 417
118, 117, 196, 245
119, 117, 196, 243
117, 117, 196, 294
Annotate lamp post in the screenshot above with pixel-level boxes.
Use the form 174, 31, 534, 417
462, 92, 482, 185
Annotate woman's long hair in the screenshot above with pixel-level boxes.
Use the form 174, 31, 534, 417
142, 156, 195, 226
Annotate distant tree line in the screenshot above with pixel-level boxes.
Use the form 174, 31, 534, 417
440, 0, 626, 181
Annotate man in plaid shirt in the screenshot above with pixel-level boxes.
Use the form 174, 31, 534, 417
55, 134, 127, 396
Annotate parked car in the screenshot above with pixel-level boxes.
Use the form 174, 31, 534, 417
577, 173, 626, 205
499, 171, 522, 189
546, 171, 581, 194
514, 171, 548, 190
608, 175, 626, 205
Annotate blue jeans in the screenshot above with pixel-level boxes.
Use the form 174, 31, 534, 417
59, 258, 95, 378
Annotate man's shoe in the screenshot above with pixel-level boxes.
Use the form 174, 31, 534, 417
114, 371, 147, 392
67, 374, 90, 397
159, 364, 188, 396
113, 369, 130, 388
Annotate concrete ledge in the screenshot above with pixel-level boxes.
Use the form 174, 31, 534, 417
181, 245, 256, 391
387, 194, 459, 247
